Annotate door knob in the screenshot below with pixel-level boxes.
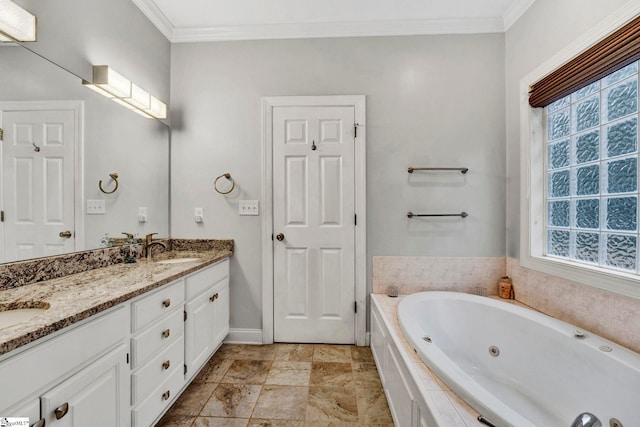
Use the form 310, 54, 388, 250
59, 230, 72, 238
276, 233, 285, 241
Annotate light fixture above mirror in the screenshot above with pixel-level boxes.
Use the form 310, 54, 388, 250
82, 65, 167, 119
0, 0, 37, 42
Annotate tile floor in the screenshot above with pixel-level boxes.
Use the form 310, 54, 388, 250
156, 343, 394, 426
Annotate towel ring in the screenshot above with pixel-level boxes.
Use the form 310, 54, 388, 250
99, 173, 119, 194
214, 173, 235, 195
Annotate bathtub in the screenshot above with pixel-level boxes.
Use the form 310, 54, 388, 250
398, 291, 640, 427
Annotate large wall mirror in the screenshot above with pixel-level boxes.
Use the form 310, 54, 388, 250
0, 12, 170, 263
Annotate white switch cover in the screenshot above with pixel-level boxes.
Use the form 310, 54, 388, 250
194, 207, 204, 223
239, 200, 259, 216
87, 199, 105, 214
138, 207, 147, 223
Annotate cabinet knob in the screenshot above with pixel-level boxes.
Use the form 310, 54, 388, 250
54, 402, 69, 419
32, 420, 46, 427
162, 329, 170, 338
162, 360, 171, 370
162, 298, 171, 308
162, 390, 171, 401
209, 293, 219, 302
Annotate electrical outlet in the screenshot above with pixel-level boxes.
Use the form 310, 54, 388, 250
194, 207, 204, 223
239, 200, 259, 216
138, 207, 147, 223
87, 199, 105, 214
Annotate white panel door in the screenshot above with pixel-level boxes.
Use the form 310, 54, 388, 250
273, 106, 356, 344
1, 109, 76, 262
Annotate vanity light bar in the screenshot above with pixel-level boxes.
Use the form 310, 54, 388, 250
0, 0, 37, 42
82, 65, 167, 119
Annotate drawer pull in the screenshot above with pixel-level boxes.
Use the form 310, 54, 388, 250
162, 390, 171, 401
32, 419, 46, 427
162, 329, 171, 338
162, 298, 171, 308
209, 293, 219, 302
54, 402, 69, 420
162, 360, 171, 370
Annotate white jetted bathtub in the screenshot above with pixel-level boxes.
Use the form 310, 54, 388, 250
398, 291, 640, 427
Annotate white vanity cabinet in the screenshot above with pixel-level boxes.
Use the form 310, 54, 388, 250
0, 306, 130, 427
130, 280, 185, 427
184, 259, 229, 381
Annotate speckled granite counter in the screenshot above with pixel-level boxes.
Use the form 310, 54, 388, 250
0, 246, 232, 356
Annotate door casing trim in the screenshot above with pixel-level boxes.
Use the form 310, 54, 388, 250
261, 95, 367, 345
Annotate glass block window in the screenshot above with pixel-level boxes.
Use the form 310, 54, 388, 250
545, 61, 640, 272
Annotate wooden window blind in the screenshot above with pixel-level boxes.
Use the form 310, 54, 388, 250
529, 15, 640, 108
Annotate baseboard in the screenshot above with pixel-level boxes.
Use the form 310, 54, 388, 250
364, 332, 371, 346
224, 328, 263, 344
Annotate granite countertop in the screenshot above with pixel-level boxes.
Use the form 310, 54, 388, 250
0, 249, 232, 356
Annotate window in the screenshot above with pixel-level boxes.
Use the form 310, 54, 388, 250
545, 61, 639, 272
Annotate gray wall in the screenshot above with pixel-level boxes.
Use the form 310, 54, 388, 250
170, 35, 506, 331
505, 0, 630, 258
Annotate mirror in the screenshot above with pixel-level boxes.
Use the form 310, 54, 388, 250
0, 43, 170, 263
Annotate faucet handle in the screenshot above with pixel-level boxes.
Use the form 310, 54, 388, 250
121, 232, 134, 239
145, 233, 158, 243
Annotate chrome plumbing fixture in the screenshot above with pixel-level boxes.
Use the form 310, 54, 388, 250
422, 336, 432, 343
488, 346, 500, 357
574, 330, 586, 339
571, 412, 602, 427
477, 415, 497, 427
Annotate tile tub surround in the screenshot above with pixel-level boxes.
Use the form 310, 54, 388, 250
507, 258, 640, 354
156, 343, 393, 426
0, 239, 233, 290
373, 256, 506, 295
371, 294, 480, 426
0, 245, 232, 356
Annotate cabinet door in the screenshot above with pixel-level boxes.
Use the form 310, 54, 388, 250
184, 290, 215, 380
212, 279, 229, 346
40, 343, 129, 427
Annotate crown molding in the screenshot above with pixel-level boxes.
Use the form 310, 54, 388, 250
503, 0, 536, 30
130, 0, 174, 41
171, 17, 504, 43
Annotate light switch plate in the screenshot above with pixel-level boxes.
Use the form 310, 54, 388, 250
87, 199, 105, 214
138, 207, 147, 223
195, 207, 204, 223
239, 200, 259, 216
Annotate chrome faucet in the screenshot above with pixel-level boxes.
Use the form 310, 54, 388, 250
571, 413, 602, 427
144, 233, 167, 260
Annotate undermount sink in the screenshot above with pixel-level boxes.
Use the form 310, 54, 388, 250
0, 302, 50, 329
155, 257, 201, 264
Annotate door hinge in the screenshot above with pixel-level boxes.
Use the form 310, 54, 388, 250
126, 353, 129, 364
271, 233, 274, 241
354, 301, 357, 313
0, 210, 4, 222
354, 213, 357, 226
184, 364, 187, 375
0, 128, 3, 141
354, 123, 358, 139
184, 310, 187, 321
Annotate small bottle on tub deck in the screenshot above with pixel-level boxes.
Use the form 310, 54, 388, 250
498, 276, 513, 299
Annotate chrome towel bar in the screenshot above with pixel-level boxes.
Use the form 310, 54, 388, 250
408, 167, 468, 174
407, 212, 468, 218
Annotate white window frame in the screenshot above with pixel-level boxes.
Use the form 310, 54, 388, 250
520, 3, 640, 299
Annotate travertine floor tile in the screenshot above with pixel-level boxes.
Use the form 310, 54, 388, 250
356, 386, 394, 425
312, 345, 351, 362
309, 362, 353, 387
222, 359, 273, 384
218, 344, 278, 360
249, 419, 305, 426
350, 346, 374, 363
266, 361, 312, 386
169, 380, 217, 415
252, 385, 309, 420
200, 383, 262, 418
155, 413, 196, 427
306, 385, 358, 422
194, 357, 234, 384
192, 417, 249, 426
353, 362, 383, 389
275, 344, 314, 362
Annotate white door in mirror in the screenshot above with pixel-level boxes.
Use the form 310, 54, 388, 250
1, 107, 76, 262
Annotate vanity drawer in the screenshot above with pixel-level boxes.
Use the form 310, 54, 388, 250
185, 259, 228, 300
132, 280, 184, 332
132, 335, 184, 405
132, 366, 184, 427
131, 309, 183, 368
